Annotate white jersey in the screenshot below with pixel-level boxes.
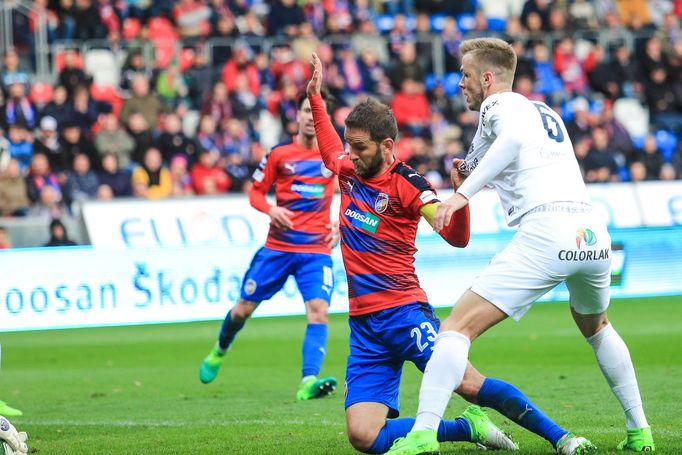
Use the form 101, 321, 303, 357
458, 91, 591, 226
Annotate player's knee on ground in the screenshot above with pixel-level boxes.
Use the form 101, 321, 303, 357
346, 423, 380, 452
232, 300, 258, 320
306, 298, 329, 324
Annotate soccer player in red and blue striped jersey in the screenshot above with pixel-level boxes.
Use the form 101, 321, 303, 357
199, 93, 339, 401
308, 52, 582, 454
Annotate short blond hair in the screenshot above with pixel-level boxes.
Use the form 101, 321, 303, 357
460, 38, 517, 85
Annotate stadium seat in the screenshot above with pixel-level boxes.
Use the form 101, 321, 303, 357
375, 14, 395, 33
182, 110, 201, 138
430, 14, 446, 33
85, 49, 120, 87
456, 13, 476, 33
90, 84, 123, 117
425, 73, 439, 92
443, 72, 461, 96
148, 17, 179, 69
487, 17, 507, 32
614, 98, 649, 140
54, 49, 83, 73
122, 17, 141, 40
179, 47, 195, 73
654, 129, 678, 162
29, 82, 54, 105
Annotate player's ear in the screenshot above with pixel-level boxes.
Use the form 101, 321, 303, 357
380, 138, 394, 154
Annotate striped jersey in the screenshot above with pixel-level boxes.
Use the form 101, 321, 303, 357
309, 94, 440, 316
250, 138, 336, 254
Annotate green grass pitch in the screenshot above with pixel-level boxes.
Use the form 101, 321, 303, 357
1, 296, 681, 454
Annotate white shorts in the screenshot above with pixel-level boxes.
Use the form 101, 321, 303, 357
470, 206, 612, 321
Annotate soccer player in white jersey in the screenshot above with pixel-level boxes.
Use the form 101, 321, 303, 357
388, 37, 654, 455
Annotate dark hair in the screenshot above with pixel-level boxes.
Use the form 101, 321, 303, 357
298, 87, 335, 114
344, 97, 398, 143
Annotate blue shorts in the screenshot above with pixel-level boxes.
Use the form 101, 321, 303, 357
240, 247, 334, 303
345, 302, 440, 418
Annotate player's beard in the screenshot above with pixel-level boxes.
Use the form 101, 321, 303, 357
354, 149, 384, 179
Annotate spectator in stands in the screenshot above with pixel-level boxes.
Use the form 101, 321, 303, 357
44, 219, 77, 247
601, 101, 636, 165
173, 0, 212, 41
185, 48, 215, 109
2, 83, 36, 130
33, 116, 64, 172
229, 73, 261, 123
98, 151, 132, 197
357, 48, 392, 101
132, 146, 172, 199
568, 0, 599, 30
644, 65, 682, 133
267, 0, 305, 36
40, 85, 72, 129
225, 151, 252, 193
74, 0, 106, 41
1, 49, 30, 96
221, 43, 260, 97
55, 0, 77, 41
65, 153, 100, 204
521, 0, 551, 31
292, 23, 321, 65
120, 74, 163, 130
210, 14, 239, 64
201, 81, 232, 130
70, 85, 99, 133
637, 134, 664, 180
270, 44, 310, 91
351, 19, 389, 66
387, 14, 415, 60
60, 121, 98, 172
584, 127, 620, 182
58, 49, 90, 97
0, 158, 30, 217
126, 112, 155, 164
628, 160, 647, 182
7, 123, 33, 173
609, 45, 640, 98
190, 148, 230, 195
155, 65, 190, 109
157, 112, 198, 164
94, 107, 134, 168
390, 41, 425, 91
221, 118, 252, 159
25, 153, 62, 204
573, 134, 591, 179
553, 36, 588, 95
566, 97, 594, 143
169, 154, 194, 197
120, 49, 152, 96
337, 44, 365, 101
391, 77, 431, 136
659, 163, 676, 180
638, 36, 666, 84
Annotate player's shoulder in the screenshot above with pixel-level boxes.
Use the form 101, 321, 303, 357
481, 92, 531, 127
269, 137, 296, 155
392, 162, 434, 192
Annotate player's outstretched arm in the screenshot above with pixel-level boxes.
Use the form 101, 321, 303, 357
0, 416, 28, 455
420, 202, 470, 247
307, 53, 345, 174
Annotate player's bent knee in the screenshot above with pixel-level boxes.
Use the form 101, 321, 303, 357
347, 426, 378, 453
233, 300, 258, 319
306, 299, 330, 324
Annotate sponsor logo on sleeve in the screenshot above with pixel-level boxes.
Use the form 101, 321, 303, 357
244, 279, 257, 295
420, 190, 437, 204
283, 162, 296, 174
374, 192, 389, 213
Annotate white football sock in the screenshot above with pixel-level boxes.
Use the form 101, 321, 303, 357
586, 323, 648, 429
413, 331, 470, 431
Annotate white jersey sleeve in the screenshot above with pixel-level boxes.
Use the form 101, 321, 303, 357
458, 92, 591, 226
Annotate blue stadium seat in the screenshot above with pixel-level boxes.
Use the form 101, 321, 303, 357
456, 13, 476, 33
375, 14, 395, 33
631, 135, 646, 150
443, 72, 461, 96
430, 14, 446, 33
425, 73, 439, 92
487, 17, 507, 32
618, 166, 630, 182
654, 129, 678, 162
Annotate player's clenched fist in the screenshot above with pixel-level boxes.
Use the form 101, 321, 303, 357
0, 416, 28, 455
433, 193, 469, 232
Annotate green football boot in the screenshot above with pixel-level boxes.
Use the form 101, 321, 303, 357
295, 376, 337, 400
617, 427, 655, 452
0, 400, 22, 417
555, 432, 597, 455
461, 405, 518, 450
386, 429, 439, 455
199, 347, 225, 384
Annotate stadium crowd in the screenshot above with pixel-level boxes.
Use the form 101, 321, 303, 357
1, 0, 682, 220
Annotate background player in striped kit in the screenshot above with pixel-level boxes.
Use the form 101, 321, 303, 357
198, 91, 339, 401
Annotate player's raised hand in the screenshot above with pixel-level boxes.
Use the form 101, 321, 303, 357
306, 53, 323, 98
269, 206, 295, 230
0, 416, 28, 455
324, 221, 340, 248
450, 158, 469, 190
433, 193, 469, 231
